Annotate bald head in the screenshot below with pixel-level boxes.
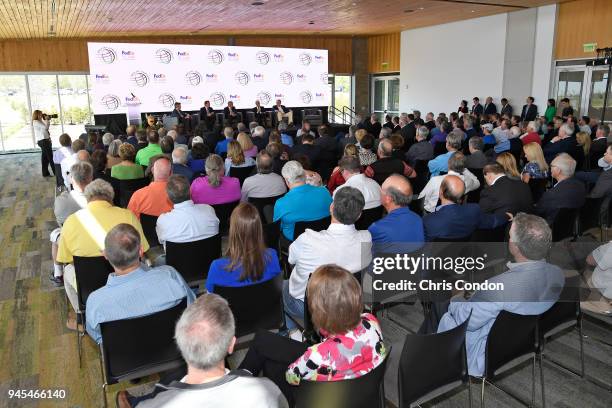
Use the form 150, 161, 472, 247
378, 139, 393, 158
152, 157, 172, 181
381, 174, 413, 211
440, 175, 465, 204
76, 150, 90, 162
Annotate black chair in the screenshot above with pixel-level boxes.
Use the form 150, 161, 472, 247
212, 200, 240, 234
550, 207, 580, 241
73, 256, 114, 367
293, 216, 332, 240
509, 138, 523, 166
262, 221, 281, 253
432, 235, 472, 242
214, 274, 284, 340
528, 177, 548, 203
229, 165, 256, 187
139, 214, 160, 247
99, 299, 187, 407
409, 196, 425, 216
165, 234, 222, 288
433, 142, 447, 157
579, 196, 609, 236
481, 311, 539, 408
468, 167, 485, 187
294, 352, 390, 408
398, 315, 472, 408
115, 177, 149, 208
355, 206, 384, 230
249, 195, 284, 224
466, 168, 484, 203
412, 160, 430, 194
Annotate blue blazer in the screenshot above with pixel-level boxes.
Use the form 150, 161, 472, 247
423, 203, 506, 241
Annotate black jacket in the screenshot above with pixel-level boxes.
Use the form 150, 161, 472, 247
479, 176, 534, 216
536, 177, 586, 223
521, 104, 538, 122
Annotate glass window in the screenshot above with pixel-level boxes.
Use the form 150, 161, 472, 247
556, 70, 584, 114
0, 75, 32, 152
28, 75, 63, 147
588, 70, 612, 123
58, 75, 93, 142
333, 75, 352, 112
387, 78, 400, 114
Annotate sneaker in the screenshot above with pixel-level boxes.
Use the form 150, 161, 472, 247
49, 274, 64, 287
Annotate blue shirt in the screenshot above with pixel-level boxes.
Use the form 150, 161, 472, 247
368, 207, 425, 254
85, 265, 196, 344
428, 151, 454, 177
273, 184, 332, 240
206, 248, 281, 293
189, 158, 205, 173
172, 163, 195, 181
215, 138, 233, 155
281, 133, 294, 147
483, 134, 496, 145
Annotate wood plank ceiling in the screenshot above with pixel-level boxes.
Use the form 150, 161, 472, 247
0, 0, 566, 39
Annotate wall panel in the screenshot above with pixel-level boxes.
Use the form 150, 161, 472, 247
367, 33, 400, 73
555, 0, 612, 60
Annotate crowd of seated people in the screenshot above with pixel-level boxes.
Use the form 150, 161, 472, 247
45, 94, 612, 407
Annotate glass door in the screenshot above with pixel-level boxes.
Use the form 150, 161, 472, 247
371, 75, 399, 121
586, 68, 612, 123
555, 68, 586, 115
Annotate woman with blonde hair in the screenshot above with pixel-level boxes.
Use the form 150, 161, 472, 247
521, 142, 549, 182
191, 154, 240, 205
224, 140, 256, 175
496, 152, 521, 180
237, 132, 258, 158
575, 131, 591, 171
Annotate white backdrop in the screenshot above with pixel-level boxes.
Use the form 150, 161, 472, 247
87, 42, 329, 114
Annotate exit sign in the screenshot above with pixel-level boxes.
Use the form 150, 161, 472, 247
584, 42, 597, 53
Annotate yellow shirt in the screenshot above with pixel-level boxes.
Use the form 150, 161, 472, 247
57, 200, 150, 264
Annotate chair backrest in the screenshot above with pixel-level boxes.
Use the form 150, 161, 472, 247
100, 299, 187, 384
528, 178, 548, 203
468, 167, 485, 186
412, 160, 430, 194
229, 165, 256, 187
214, 274, 284, 337
538, 277, 579, 341
579, 196, 608, 235
433, 142, 447, 157
165, 235, 222, 284
294, 352, 389, 408
432, 235, 472, 242
398, 315, 470, 407
262, 221, 281, 252
293, 216, 332, 240
117, 177, 150, 208
248, 194, 284, 223
355, 206, 384, 230
211, 200, 241, 233
409, 196, 425, 216
551, 207, 579, 241
73, 256, 114, 311
484, 311, 538, 379
139, 214, 160, 247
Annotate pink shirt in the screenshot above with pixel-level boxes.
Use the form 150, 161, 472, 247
521, 132, 541, 145
244, 146, 258, 158
190, 176, 241, 205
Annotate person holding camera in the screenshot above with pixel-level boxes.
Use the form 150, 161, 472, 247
33, 109, 55, 177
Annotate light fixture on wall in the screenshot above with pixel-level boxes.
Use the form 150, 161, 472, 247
48, 0, 57, 37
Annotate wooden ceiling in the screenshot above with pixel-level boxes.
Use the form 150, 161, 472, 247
0, 0, 567, 38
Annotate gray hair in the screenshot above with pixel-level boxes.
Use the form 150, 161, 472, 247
469, 136, 484, 151
175, 294, 235, 370
353, 114, 363, 125
446, 131, 463, 150
84, 179, 114, 203
104, 223, 141, 269
252, 126, 265, 138
166, 174, 191, 204
417, 126, 429, 140
172, 146, 188, 165
383, 185, 413, 207
102, 132, 114, 146
281, 160, 306, 185
338, 156, 361, 174
448, 151, 466, 173
223, 127, 234, 139
597, 124, 610, 137
378, 139, 393, 157
108, 139, 122, 158
256, 151, 273, 174
560, 123, 573, 137
380, 127, 392, 139
333, 186, 365, 225
167, 129, 177, 140
249, 121, 259, 130
527, 121, 539, 132
205, 154, 224, 187
70, 161, 93, 187
278, 121, 288, 131
510, 213, 551, 260
551, 153, 576, 177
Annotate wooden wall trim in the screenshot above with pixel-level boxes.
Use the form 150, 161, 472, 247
555, 0, 612, 60
367, 33, 400, 73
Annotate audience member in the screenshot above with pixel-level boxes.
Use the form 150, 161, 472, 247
290, 133, 321, 168
251, 126, 268, 152
206, 203, 281, 292
135, 130, 162, 167
479, 163, 533, 216
465, 137, 488, 169
496, 152, 521, 180
438, 213, 563, 375
125, 125, 137, 147
544, 98, 557, 123
110, 143, 144, 180
128, 156, 173, 218
135, 129, 148, 152
520, 121, 541, 145
188, 141, 209, 174
500, 98, 513, 117
106, 139, 122, 168
543, 123, 576, 163
296, 120, 315, 139
191, 154, 241, 205
588, 145, 612, 198
358, 133, 378, 166
266, 142, 286, 175
278, 122, 294, 147
90, 150, 111, 183
284, 187, 371, 330
60, 140, 88, 188
583, 243, 612, 312
273, 161, 332, 240
170, 146, 195, 181
427, 130, 462, 176
313, 125, 338, 177
334, 156, 381, 210
520, 96, 538, 122
575, 131, 591, 170
224, 140, 256, 176
53, 133, 73, 184
365, 139, 416, 184
590, 124, 609, 169
237, 132, 258, 158
521, 142, 549, 182
405, 126, 433, 165
215, 127, 235, 155
241, 151, 287, 202
159, 136, 174, 155
293, 154, 322, 187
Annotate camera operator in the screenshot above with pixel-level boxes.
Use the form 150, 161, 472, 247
33, 109, 56, 177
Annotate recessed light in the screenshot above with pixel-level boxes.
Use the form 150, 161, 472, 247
418, 7, 424, 10
404, 9, 415, 13
308, 21, 315, 25
471, 10, 475, 13
251, 1, 264, 5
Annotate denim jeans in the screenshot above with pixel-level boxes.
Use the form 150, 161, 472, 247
282, 280, 304, 331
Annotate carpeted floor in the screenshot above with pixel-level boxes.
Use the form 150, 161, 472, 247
0, 153, 610, 408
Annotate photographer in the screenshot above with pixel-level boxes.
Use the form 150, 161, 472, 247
33, 109, 56, 177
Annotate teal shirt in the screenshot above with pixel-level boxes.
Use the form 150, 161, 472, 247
273, 184, 332, 240
135, 143, 162, 166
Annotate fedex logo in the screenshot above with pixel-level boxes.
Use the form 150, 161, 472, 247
121, 50, 135, 60
153, 73, 166, 83
179, 95, 193, 104
227, 52, 239, 61
315, 92, 326, 99
125, 95, 140, 103
95, 74, 110, 83
314, 55, 324, 62
177, 51, 190, 60
297, 74, 306, 82
274, 93, 284, 98
254, 73, 264, 81
229, 94, 240, 99
274, 54, 284, 62
153, 74, 166, 79
205, 73, 218, 82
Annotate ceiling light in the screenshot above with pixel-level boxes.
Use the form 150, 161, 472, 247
404, 9, 415, 13
251, 1, 264, 5
418, 7, 424, 10
308, 21, 315, 25
471, 10, 475, 13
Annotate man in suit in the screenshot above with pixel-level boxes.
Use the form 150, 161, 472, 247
535, 153, 586, 223
543, 123, 576, 163
401, 114, 417, 149
223, 101, 239, 127
424, 112, 436, 132
437, 212, 564, 375
413, 110, 425, 126
479, 163, 533, 216
589, 145, 612, 198
273, 99, 293, 125
313, 125, 338, 180
290, 133, 321, 169
364, 113, 382, 137
484, 96, 497, 115
589, 124, 609, 169
382, 114, 394, 130
422, 175, 508, 241
171, 102, 191, 128
471, 97, 484, 116
521, 96, 538, 122
253, 100, 267, 126
560, 97, 574, 120
500, 97, 513, 118
465, 137, 488, 169
199, 100, 216, 131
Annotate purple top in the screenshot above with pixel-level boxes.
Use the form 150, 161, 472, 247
190, 176, 241, 205
430, 131, 447, 145
244, 146, 258, 158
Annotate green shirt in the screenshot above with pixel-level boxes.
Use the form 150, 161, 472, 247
111, 164, 145, 180
544, 106, 556, 123
135, 143, 162, 166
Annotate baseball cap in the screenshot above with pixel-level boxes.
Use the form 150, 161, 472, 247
192, 136, 204, 145
481, 123, 493, 132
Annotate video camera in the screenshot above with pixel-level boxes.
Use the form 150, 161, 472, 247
43, 113, 59, 119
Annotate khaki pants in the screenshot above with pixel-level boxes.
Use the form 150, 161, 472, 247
276, 111, 293, 125
63, 263, 79, 312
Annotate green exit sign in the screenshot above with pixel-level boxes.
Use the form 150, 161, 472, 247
584, 42, 597, 53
